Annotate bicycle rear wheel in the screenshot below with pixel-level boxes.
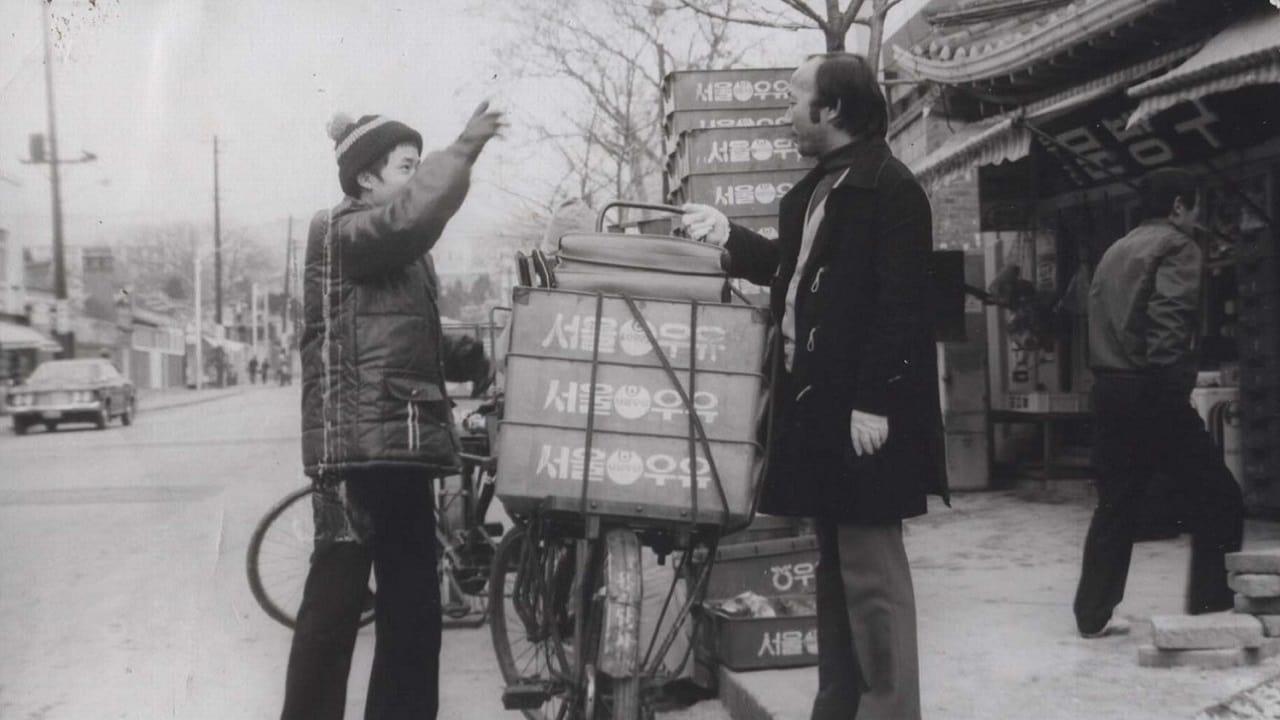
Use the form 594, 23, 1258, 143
246, 485, 376, 629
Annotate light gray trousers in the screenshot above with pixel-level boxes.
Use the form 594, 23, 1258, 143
811, 519, 921, 720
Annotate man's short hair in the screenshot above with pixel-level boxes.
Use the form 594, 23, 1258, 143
806, 52, 888, 140
1138, 168, 1199, 221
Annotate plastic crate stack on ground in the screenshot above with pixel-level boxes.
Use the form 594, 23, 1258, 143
691, 515, 818, 679
650, 68, 816, 305
494, 286, 771, 527
1235, 213, 1280, 500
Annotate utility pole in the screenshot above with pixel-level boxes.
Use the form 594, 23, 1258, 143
212, 136, 224, 386
194, 233, 203, 391
27, 7, 95, 356
212, 136, 223, 326
282, 216, 292, 342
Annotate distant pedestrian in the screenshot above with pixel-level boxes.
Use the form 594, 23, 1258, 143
1074, 167, 1243, 638
248, 357, 258, 384
282, 101, 502, 720
682, 53, 947, 720
260, 359, 270, 384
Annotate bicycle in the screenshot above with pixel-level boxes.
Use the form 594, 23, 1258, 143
486, 201, 776, 720
246, 398, 503, 629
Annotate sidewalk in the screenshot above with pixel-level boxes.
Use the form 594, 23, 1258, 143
714, 485, 1280, 720
137, 384, 250, 413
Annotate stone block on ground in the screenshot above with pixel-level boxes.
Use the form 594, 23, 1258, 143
1235, 595, 1280, 615
1139, 639, 1280, 670
1257, 615, 1280, 637
1140, 645, 1254, 669
1227, 548, 1280, 574
1230, 574, 1280, 598
1151, 613, 1264, 650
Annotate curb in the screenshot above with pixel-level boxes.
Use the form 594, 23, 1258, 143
717, 668, 786, 720
140, 388, 247, 414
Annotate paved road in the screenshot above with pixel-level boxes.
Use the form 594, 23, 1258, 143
0, 386, 729, 720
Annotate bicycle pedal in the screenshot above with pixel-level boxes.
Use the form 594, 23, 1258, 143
484, 522, 504, 537
502, 684, 550, 710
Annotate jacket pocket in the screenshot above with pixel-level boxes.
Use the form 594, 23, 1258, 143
383, 372, 459, 455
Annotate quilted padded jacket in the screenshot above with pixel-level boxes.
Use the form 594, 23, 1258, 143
300, 137, 484, 480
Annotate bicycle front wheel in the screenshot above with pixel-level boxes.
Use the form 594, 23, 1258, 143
246, 485, 376, 629
489, 525, 577, 719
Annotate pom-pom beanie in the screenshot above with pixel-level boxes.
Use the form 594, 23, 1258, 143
326, 113, 423, 198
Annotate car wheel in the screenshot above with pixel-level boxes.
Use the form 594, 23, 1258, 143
95, 404, 109, 430
12, 418, 29, 435
43, 421, 58, 432
121, 398, 135, 426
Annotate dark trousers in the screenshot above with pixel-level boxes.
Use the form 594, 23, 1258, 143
811, 519, 921, 720
1073, 374, 1244, 634
281, 470, 442, 720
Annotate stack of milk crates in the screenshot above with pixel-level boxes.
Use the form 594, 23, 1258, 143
645, 67, 816, 306
495, 286, 772, 526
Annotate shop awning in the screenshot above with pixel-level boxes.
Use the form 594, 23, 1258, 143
1127, 12, 1280, 129
910, 46, 1194, 186
0, 320, 61, 352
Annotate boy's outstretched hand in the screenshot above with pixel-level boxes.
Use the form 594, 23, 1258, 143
459, 101, 505, 151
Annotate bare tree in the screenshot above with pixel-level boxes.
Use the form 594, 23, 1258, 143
493, 0, 748, 214
675, 0, 904, 70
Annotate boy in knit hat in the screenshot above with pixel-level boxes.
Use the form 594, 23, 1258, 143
283, 102, 502, 720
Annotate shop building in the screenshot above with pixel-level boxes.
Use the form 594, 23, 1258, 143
882, 0, 1279, 505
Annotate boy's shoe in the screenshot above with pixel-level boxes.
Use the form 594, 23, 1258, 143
1079, 618, 1131, 639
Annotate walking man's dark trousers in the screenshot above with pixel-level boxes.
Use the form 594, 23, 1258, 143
281, 467, 442, 720
1074, 373, 1243, 632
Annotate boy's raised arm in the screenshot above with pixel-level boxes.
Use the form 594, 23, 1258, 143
337, 103, 503, 278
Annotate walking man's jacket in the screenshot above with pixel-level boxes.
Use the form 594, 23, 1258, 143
1088, 218, 1202, 391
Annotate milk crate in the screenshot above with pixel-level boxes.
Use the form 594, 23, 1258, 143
502, 356, 766, 443
506, 287, 770, 375
669, 126, 814, 181
664, 107, 791, 147
662, 68, 792, 113
698, 535, 818, 601
694, 599, 819, 671
668, 169, 808, 219
495, 422, 761, 527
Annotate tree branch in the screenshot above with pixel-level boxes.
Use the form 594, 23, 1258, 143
672, 0, 812, 30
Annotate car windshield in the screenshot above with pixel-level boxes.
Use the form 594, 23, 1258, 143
28, 361, 102, 384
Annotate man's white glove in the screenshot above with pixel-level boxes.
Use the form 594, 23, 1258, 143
850, 409, 889, 457
680, 203, 730, 246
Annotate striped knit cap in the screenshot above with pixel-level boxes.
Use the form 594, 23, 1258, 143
326, 113, 423, 197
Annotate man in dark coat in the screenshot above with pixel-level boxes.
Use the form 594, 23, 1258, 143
1073, 168, 1243, 638
281, 102, 501, 720
682, 53, 947, 720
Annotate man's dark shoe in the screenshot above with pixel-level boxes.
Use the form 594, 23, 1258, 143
1079, 618, 1131, 639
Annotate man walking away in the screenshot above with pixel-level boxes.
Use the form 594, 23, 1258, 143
248, 356, 258, 384
281, 102, 502, 720
681, 53, 948, 720
1074, 167, 1244, 638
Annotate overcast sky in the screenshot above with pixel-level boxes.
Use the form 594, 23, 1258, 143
0, 0, 916, 263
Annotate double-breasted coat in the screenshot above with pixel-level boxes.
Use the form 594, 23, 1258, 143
724, 138, 950, 524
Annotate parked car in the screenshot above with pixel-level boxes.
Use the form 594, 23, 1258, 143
5, 358, 136, 434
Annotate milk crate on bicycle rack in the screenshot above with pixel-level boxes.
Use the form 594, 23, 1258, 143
495, 286, 771, 528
